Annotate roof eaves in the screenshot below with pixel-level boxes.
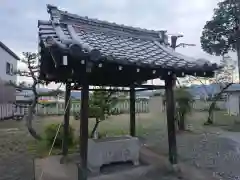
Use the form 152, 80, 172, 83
225, 90, 240, 92
153, 40, 220, 72
0, 41, 20, 60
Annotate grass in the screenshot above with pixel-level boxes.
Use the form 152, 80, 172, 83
26, 112, 166, 157
25, 110, 214, 157
27, 139, 79, 158
1, 97, 239, 158
35, 112, 166, 136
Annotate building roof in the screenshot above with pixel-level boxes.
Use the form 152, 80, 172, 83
0, 41, 20, 60
224, 84, 240, 92
38, 4, 220, 78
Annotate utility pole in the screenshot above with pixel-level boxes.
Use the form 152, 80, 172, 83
236, 13, 240, 84
232, 0, 240, 82
169, 34, 196, 87
170, 35, 196, 50
232, 0, 240, 117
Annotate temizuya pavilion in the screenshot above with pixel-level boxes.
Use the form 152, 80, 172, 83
38, 4, 220, 179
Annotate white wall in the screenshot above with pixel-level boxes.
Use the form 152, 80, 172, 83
227, 93, 240, 115
0, 45, 18, 107
0, 46, 17, 83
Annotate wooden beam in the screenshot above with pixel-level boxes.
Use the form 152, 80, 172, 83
62, 82, 71, 158
74, 88, 130, 92
79, 68, 89, 180
135, 88, 148, 92
164, 76, 177, 164
134, 84, 165, 89
72, 84, 165, 92
130, 86, 136, 136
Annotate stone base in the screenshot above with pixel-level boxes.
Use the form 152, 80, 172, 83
87, 136, 140, 173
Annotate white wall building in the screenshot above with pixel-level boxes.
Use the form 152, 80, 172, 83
225, 84, 240, 116
226, 91, 240, 116
0, 41, 19, 119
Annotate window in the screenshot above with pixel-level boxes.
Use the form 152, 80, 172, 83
6, 62, 10, 74
6, 62, 13, 75
10, 64, 13, 75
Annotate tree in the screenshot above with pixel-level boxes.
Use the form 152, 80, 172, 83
73, 87, 119, 138
201, 0, 240, 56
200, 0, 240, 89
205, 55, 236, 124
88, 88, 118, 138
183, 55, 236, 124
13, 52, 62, 140
175, 87, 193, 130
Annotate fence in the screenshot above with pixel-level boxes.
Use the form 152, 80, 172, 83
191, 100, 226, 111
161, 99, 227, 111
0, 103, 14, 120
14, 98, 150, 116
2, 98, 227, 119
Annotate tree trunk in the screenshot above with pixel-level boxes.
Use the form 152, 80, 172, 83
179, 113, 185, 131
90, 118, 100, 138
26, 81, 42, 140
174, 110, 180, 130
205, 83, 233, 125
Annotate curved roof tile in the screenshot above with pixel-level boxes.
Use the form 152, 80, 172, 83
38, 4, 221, 76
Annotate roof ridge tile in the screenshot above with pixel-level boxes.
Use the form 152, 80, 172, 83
46, 4, 162, 39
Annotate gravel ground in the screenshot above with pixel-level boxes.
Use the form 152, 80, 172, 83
0, 123, 35, 180
2, 119, 240, 180
142, 130, 240, 180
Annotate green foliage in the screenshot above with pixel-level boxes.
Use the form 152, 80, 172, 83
175, 88, 193, 115
200, 0, 240, 55
89, 89, 118, 120
73, 88, 119, 137
74, 88, 118, 120
44, 123, 74, 148
153, 92, 161, 96
88, 88, 119, 137
175, 88, 193, 130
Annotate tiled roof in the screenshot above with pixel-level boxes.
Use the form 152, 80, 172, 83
0, 41, 20, 60
38, 4, 220, 75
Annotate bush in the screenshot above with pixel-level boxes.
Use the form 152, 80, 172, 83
153, 92, 161, 96
44, 123, 74, 148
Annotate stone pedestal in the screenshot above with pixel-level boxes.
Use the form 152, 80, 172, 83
87, 136, 140, 173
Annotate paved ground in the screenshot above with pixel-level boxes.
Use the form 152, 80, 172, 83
34, 150, 182, 180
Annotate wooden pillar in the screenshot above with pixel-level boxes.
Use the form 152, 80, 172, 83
164, 76, 177, 164
79, 71, 89, 180
62, 82, 71, 157
130, 86, 136, 136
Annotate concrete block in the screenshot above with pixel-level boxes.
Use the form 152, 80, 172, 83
87, 136, 140, 173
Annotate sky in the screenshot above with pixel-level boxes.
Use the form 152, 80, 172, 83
0, 0, 233, 88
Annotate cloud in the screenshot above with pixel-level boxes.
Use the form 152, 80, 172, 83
0, 0, 219, 54
0, 0, 224, 85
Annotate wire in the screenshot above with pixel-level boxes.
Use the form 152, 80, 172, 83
38, 93, 71, 180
